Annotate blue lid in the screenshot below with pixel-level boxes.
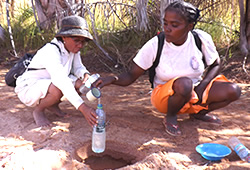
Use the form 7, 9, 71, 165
97, 104, 103, 109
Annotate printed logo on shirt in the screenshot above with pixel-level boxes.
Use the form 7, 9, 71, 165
190, 56, 199, 70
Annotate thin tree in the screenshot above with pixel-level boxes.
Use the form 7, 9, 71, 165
6, 0, 17, 57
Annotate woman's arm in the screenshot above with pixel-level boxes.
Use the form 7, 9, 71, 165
73, 52, 90, 79
94, 61, 145, 89
194, 57, 222, 103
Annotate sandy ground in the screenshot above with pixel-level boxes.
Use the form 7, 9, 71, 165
0, 66, 250, 170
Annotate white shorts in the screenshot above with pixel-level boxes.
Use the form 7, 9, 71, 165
15, 75, 77, 107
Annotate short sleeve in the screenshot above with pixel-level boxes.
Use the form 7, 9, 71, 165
133, 36, 158, 70
194, 29, 219, 66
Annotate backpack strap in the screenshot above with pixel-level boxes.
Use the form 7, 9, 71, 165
191, 30, 207, 67
50, 42, 61, 53
148, 32, 165, 88
27, 42, 61, 71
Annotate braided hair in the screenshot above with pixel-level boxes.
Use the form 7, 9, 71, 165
165, 1, 200, 27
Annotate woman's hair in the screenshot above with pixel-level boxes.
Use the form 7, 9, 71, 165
165, 1, 200, 26
56, 37, 63, 42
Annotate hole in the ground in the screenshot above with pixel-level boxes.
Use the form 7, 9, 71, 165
84, 154, 129, 170
76, 140, 142, 170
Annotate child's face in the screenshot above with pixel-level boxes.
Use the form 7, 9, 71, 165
163, 9, 193, 46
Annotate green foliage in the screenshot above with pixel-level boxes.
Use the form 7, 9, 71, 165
12, 7, 47, 50
197, 20, 225, 47
196, 15, 240, 57
0, 0, 242, 64
85, 2, 138, 36
3, 6, 54, 54
194, 0, 241, 58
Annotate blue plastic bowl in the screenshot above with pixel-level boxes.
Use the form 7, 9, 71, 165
196, 143, 231, 161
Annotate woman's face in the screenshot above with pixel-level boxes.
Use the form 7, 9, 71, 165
62, 36, 87, 53
163, 9, 193, 46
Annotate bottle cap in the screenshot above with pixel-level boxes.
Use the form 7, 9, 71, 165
97, 103, 103, 109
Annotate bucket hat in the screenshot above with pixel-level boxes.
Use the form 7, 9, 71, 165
55, 15, 93, 40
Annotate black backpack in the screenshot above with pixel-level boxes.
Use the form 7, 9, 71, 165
148, 31, 206, 88
5, 42, 61, 87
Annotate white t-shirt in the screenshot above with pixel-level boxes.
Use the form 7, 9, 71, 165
133, 29, 219, 88
15, 38, 89, 109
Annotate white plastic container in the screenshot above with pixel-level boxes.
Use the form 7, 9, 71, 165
228, 136, 250, 162
92, 126, 106, 153
79, 73, 100, 94
92, 104, 106, 153
86, 87, 101, 101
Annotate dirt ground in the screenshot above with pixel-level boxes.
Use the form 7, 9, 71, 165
0, 56, 250, 170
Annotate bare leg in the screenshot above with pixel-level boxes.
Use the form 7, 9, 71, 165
45, 79, 83, 118
164, 77, 193, 136
33, 84, 63, 127
47, 102, 67, 117
33, 109, 51, 127
191, 81, 241, 123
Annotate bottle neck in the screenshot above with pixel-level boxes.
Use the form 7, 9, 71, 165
97, 104, 103, 109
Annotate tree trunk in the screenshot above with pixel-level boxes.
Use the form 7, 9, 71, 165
160, 0, 177, 30
246, 0, 250, 50
239, 0, 249, 73
35, 0, 66, 30
239, 0, 249, 54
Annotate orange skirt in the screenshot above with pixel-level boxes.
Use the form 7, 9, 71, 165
151, 75, 230, 114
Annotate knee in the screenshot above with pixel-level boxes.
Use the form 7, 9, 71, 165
173, 77, 193, 97
227, 83, 241, 101
75, 79, 82, 89
49, 84, 63, 100
54, 89, 63, 100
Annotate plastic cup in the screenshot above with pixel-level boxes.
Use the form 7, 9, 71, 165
85, 74, 100, 88
86, 88, 101, 101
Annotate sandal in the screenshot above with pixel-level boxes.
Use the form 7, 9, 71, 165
190, 114, 222, 124
163, 118, 182, 136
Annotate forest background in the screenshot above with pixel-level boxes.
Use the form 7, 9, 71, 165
0, 0, 249, 169
0, 0, 249, 79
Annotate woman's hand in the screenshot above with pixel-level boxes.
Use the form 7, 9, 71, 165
78, 103, 97, 127
194, 58, 221, 105
75, 73, 90, 94
93, 62, 145, 89
194, 84, 206, 104
82, 73, 90, 84
92, 76, 116, 89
